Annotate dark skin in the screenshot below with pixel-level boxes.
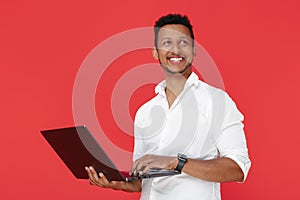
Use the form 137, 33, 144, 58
85, 167, 142, 192
85, 24, 244, 191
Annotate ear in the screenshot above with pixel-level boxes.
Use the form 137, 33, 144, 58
152, 48, 159, 60
193, 46, 197, 57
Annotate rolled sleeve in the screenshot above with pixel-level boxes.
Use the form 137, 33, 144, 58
216, 94, 251, 182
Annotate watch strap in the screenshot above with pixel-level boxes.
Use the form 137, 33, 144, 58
175, 153, 187, 173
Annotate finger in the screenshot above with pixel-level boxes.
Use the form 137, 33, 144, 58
89, 178, 96, 186
134, 162, 144, 175
85, 167, 98, 185
136, 159, 152, 174
89, 167, 107, 187
86, 166, 112, 187
99, 172, 110, 186
140, 164, 152, 175
89, 166, 100, 181
85, 166, 95, 180
130, 158, 141, 175
130, 155, 152, 175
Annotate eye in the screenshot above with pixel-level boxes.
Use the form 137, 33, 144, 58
161, 40, 172, 46
179, 40, 189, 46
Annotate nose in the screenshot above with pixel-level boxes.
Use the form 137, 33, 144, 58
170, 43, 181, 54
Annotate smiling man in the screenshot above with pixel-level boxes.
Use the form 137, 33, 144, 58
86, 14, 251, 200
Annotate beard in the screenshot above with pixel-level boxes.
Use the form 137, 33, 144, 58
159, 61, 192, 74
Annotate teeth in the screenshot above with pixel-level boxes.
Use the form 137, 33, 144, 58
170, 57, 183, 62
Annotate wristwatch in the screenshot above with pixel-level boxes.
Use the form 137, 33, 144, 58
175, 153, 188, 173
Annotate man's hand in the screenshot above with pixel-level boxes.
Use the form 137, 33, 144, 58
130, 154, 178, 176
85, 166, 141, 192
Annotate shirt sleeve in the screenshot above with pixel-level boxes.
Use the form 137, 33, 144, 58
216, 93, 251, 182
132, 109, 144, 161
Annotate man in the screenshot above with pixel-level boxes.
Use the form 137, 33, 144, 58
86, 14, 251, 199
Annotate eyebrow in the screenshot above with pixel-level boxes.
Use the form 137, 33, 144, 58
178, 36, 191, 40
160, 36, 171, 40
160, 36, 191, 41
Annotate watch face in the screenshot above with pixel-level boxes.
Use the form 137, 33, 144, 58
178, 153, 187, 161
175, 153, 188, 173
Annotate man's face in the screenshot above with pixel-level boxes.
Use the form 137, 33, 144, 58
153, 24, 196, 75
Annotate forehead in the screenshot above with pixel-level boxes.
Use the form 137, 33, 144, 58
158, 24, 191, 39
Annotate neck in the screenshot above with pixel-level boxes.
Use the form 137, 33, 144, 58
165, 70, 192, 96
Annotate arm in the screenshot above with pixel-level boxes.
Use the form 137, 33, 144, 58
130, 155, 243, 182
182, 157, 244, 182
130, 93, 250, 183
85, 166, 141, 192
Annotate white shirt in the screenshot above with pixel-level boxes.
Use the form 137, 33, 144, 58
133, 72, 251, 200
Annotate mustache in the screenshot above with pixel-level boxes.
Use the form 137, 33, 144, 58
160, 63, 191, 74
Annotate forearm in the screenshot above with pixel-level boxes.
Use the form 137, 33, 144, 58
182, 157, 244, 182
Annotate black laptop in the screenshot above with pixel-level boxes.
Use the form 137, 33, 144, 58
40, 125, 180, 182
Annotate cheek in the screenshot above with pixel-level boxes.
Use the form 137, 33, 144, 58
157, 46, 171, 52
157, 49, 168, 57
183, 48, 195, 57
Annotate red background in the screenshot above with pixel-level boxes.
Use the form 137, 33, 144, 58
1, 0, 300, 199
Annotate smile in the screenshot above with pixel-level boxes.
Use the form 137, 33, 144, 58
168, 56, 185, 64
170, 57, 183, 62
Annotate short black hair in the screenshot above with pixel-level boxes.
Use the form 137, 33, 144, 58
154, 14, 194, 48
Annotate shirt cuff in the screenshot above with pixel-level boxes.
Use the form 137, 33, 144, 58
225, 154, 251, 182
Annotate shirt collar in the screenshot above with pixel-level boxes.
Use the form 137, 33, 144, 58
154, 72, 200, 94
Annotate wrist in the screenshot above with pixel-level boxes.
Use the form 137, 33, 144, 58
122, 180, 142, 192
172, 157, 179, 170
174, 153, 188, 173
